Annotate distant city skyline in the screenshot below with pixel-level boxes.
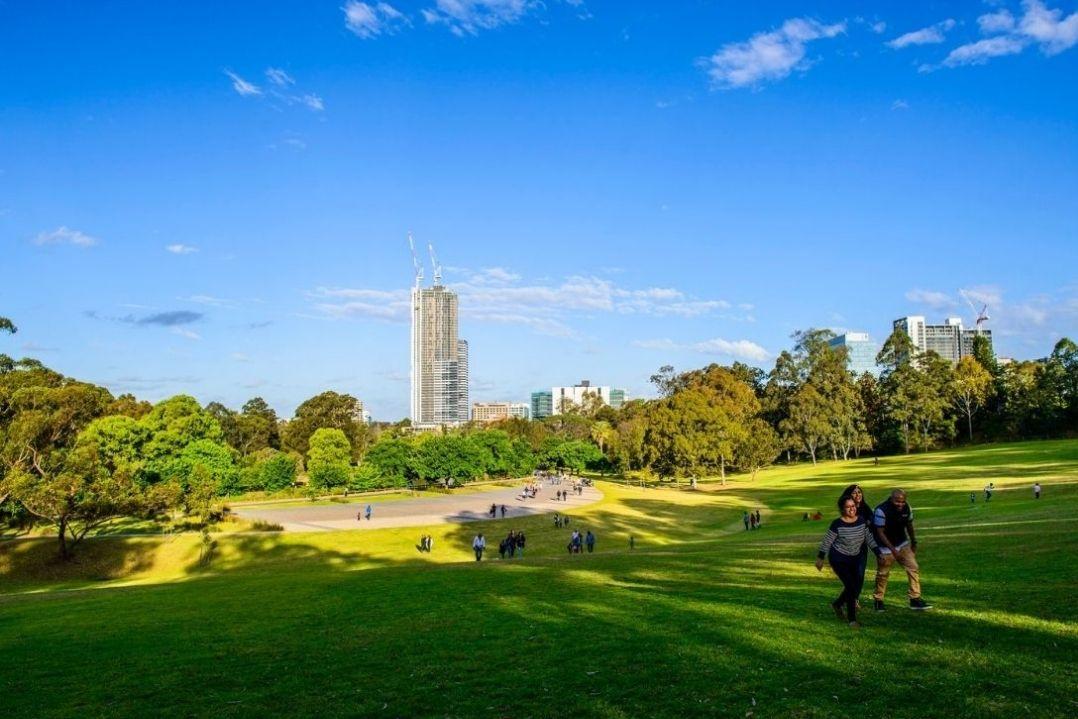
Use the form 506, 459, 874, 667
3, 2, 1076, 419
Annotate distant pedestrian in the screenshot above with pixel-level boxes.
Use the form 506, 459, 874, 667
564, 515, 570, 527
516, 531, 526, 557
490, 503, 497, 518
365, 504, 372, 521
499, 538, 508, 560
749, 512, 756, 530
1033, 482, 1041, 500
356, 510, 362, 522
629, 535, 635, 550
501, 504, 507, 518
743, 511, 750, 531
586, 530, 595, 553
427, 535, 434, 552
553, 513, 561, 528
969, 491, 976, 504
473, 533, 485, 561
874, 456, 879, 466
690, 477, 697, 490
984, 483, 994, 502
755, 509, 762, 528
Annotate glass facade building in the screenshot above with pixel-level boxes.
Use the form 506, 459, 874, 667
828, 332, 878, 376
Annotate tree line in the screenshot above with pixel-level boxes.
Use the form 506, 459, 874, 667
2, 312, 1076, 558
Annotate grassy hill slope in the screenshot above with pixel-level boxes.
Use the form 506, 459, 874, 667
1, 440, 1076, 718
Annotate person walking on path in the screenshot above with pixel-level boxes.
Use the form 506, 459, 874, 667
473, 533, 485, 561
872, 489, 933, 611
754, 509, 762, 529
516, 531, 526, 558
365, 504, 372, 521
490, 503, 497, 518
586, 530, 596, 553
500, 504, 507, 518
743, 511, 750, 531
1033, 482, 1042, 499
816, 494, 879, 628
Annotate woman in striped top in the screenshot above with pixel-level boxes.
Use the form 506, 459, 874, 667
815, 496, 879, 628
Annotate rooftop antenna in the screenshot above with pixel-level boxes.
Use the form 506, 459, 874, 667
408, 232, 423, 288
959, 289, 990, 334
427, 241, 442, 286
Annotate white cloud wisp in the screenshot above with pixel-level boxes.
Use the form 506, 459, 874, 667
704, 17, 847, 90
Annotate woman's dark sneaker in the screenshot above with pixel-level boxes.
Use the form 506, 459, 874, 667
874, 599, 886, 612
909, 597, 934, 611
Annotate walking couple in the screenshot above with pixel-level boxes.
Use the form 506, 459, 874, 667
816, 485, 932, 628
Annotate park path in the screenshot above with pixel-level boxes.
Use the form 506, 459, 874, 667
234, 482, 603, 532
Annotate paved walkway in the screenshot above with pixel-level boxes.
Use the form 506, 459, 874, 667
234, 483, 603, 532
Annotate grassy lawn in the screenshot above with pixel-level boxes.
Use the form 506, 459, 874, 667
1, 440, 1076, 718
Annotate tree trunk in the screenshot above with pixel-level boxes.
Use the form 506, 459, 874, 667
57, 516, 70, 560
967, 409, 973, 442
720, 456, 726, 481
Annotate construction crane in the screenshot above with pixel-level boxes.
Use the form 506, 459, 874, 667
959, 289, 990, 334
408, 232, 423, 288
427, 241, 442, 286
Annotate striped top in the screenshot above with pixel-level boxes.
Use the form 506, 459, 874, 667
817, 516, 878, 558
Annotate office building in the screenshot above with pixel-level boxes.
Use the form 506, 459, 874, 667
551, 380, 628, 415
531, 391, 553, 420
828, 332, 878, 376
472, 402, 530, 423
893, 315, 993, 364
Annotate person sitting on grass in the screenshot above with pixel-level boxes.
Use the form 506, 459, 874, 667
816, 495, 880, 629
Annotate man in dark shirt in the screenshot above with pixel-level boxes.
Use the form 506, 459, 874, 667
872, 489, 932, 611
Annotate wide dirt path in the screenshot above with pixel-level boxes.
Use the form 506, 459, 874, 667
235, 483, 603, 531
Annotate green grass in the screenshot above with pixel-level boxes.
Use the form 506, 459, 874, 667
1, 440, 1076, 718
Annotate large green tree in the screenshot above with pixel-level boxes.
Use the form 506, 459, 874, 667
953, 356, 993, 441
306, 427, 352, 489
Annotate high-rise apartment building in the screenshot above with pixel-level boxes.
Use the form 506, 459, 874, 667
410, 281, 469, 428
893, 315, 992, 364
828, 332, 878, 376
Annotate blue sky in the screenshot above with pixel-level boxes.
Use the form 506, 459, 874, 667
3, 1, 1077, 419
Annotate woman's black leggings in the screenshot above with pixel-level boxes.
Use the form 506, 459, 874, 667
829, 551, 865, 622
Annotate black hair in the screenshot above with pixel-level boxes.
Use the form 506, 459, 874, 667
837, 495, 858, 512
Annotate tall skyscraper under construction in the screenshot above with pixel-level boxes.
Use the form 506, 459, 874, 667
409, 236, 469, 427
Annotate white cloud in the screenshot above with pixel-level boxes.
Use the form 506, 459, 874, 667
301, 94, 325, 111
940, 1, 1078, 70
704, 17, 847, 90
633, 337, 770, 362
171, 328, 201, 341
905, 288, 955, 309
942, 35, 1027, 67
33, 226, 98, 247
1019, 0, 1078, 54
887, 19, 956, 49
224, 70, 261, 96
344, 1, 409, 38
891, 99, 910, 110
310, 273, 748, 337
978, 10, 1016, 34
421, 0, 538, 36
166, 243, 198, 254
265, 68, 295, 86
960, 285, 1003, 307
871, 21, 887, 34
